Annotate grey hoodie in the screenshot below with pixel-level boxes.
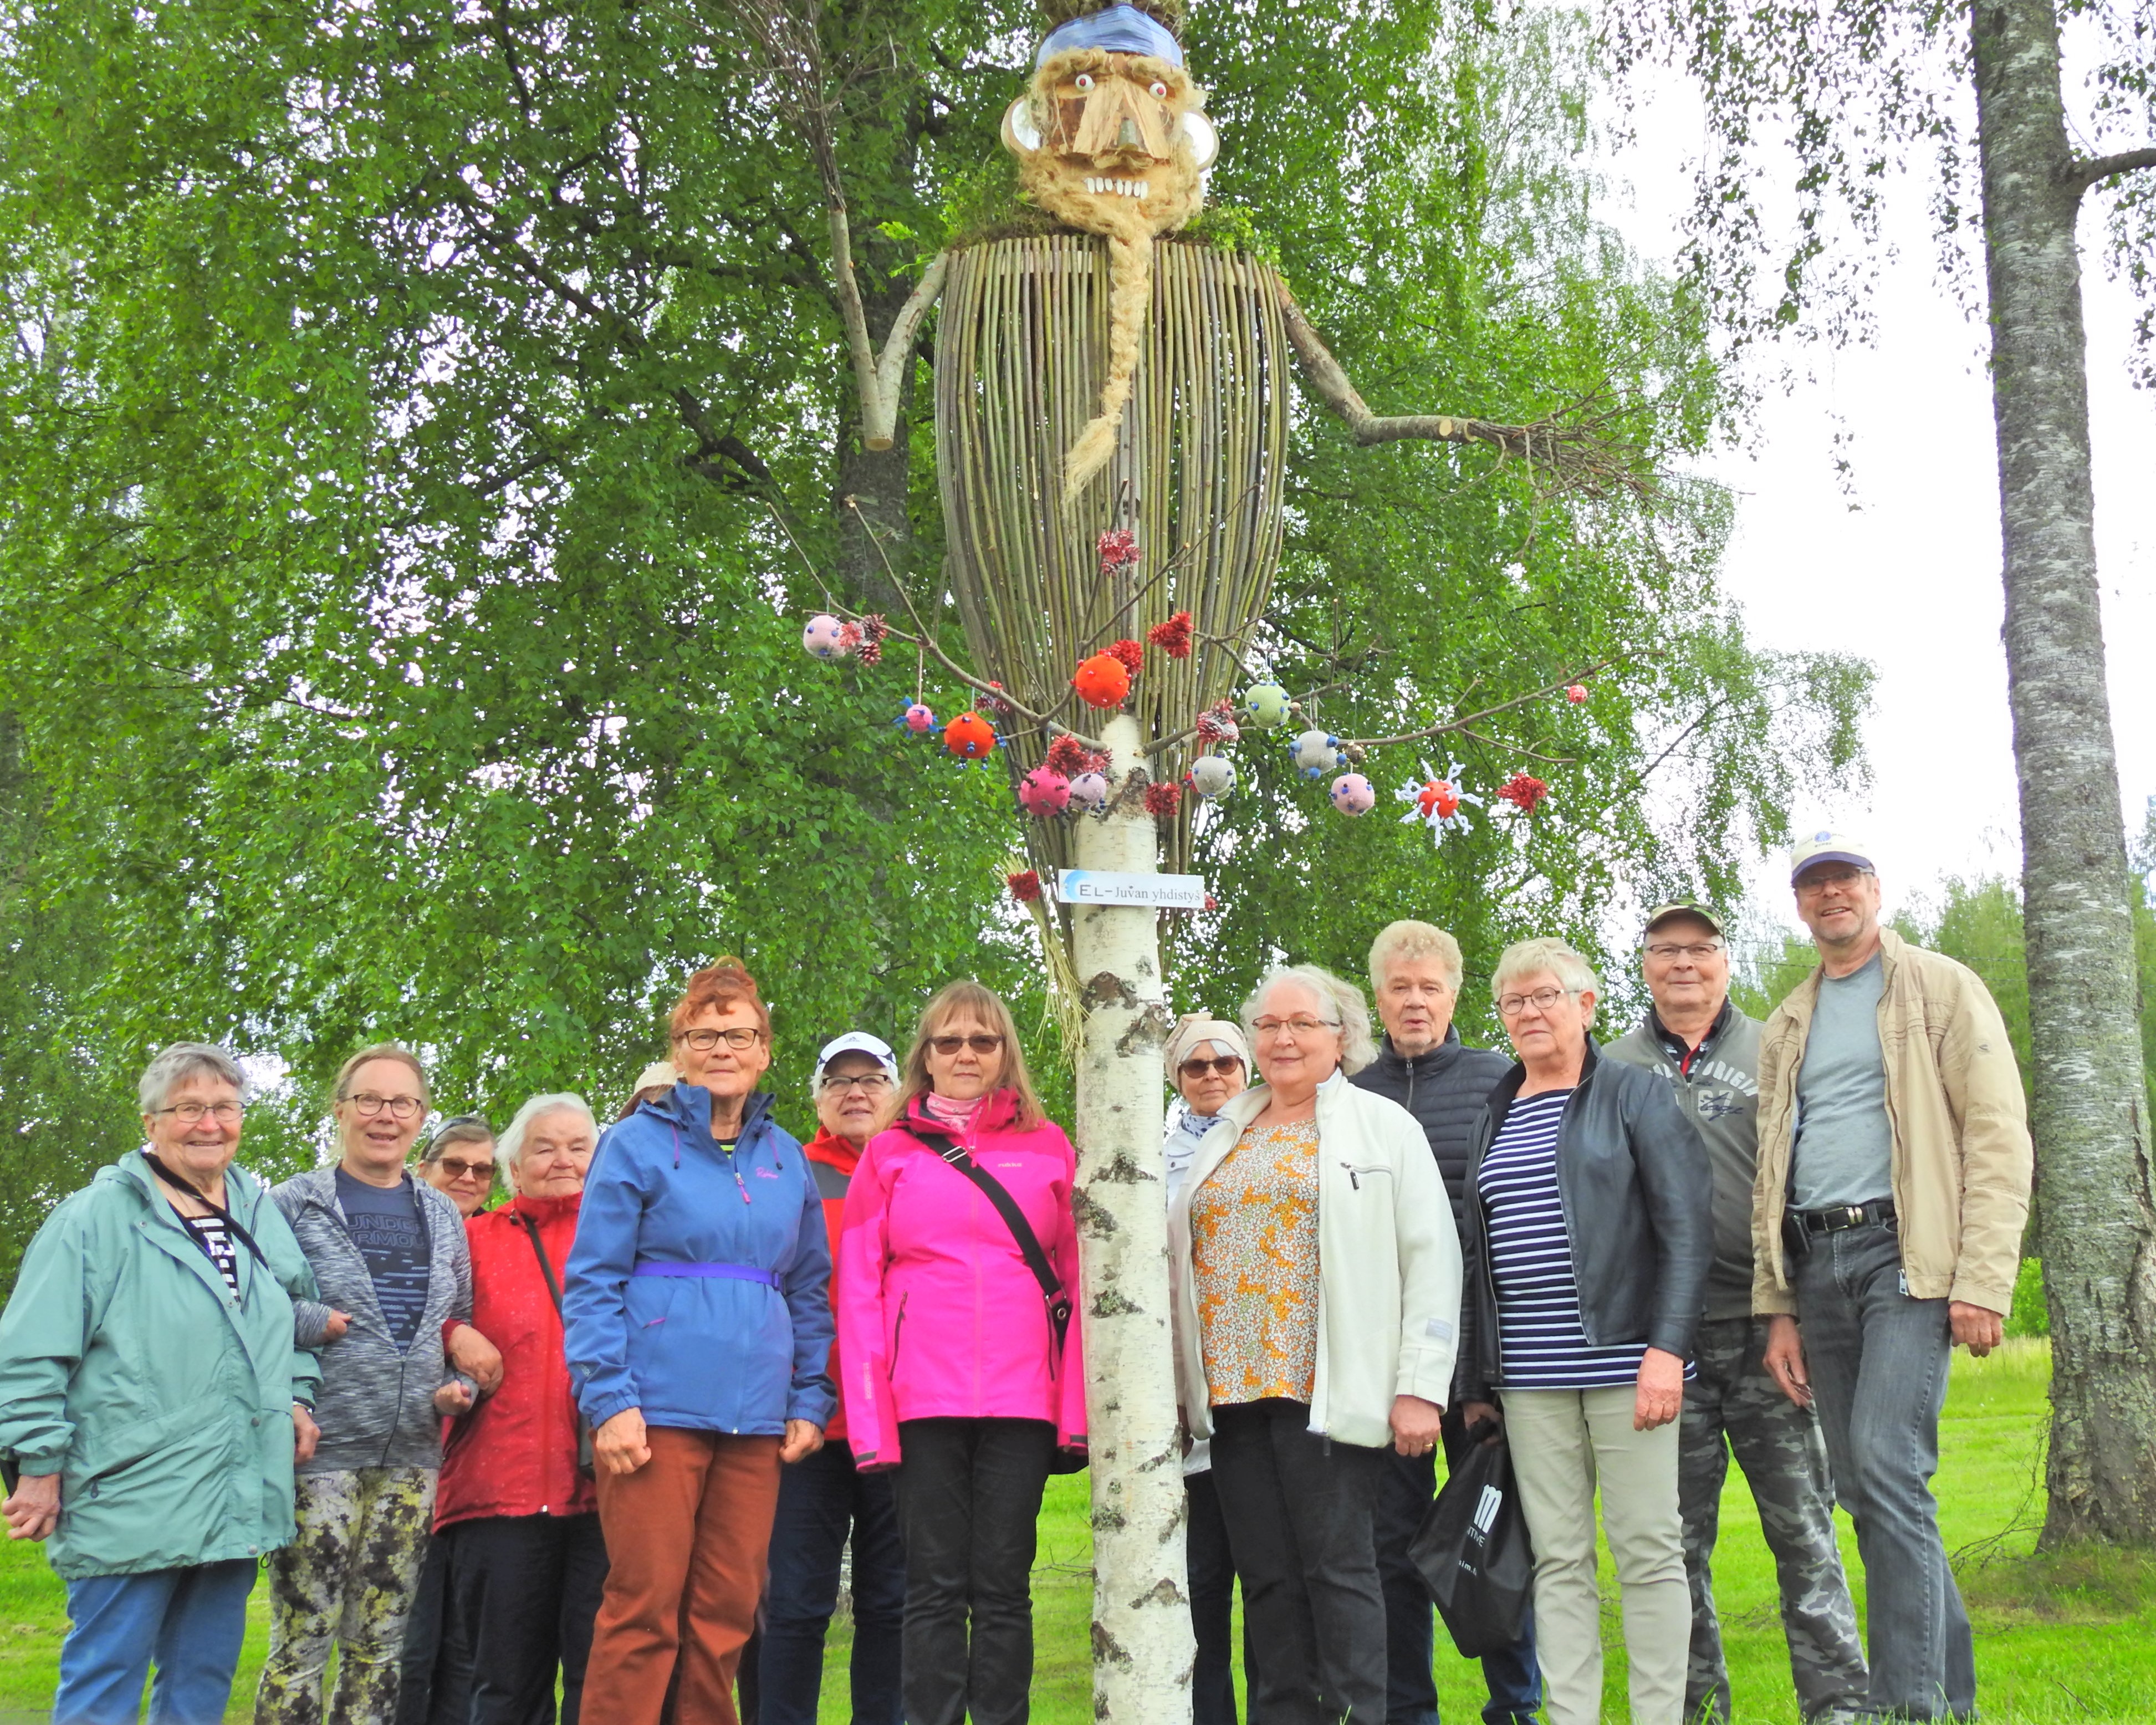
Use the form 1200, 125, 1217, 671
270, 1166, 474, 1473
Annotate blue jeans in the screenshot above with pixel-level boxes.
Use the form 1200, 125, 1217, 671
753, 1438, 904, 1725
54, 1558, 257, 1725
1792, 1222, 1975, 1719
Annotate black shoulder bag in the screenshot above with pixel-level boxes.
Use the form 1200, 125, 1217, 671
515, 1212, 597, 1478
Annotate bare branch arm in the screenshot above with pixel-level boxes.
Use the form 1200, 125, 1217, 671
1337, 661, 1615, 751
2070, 148, 2156, 192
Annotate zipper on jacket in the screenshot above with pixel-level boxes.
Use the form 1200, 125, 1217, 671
1339, 1162, 1392, 1190
890, 1292, 909, 1375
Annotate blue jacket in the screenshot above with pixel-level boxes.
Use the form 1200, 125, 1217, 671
563, 1085, 835, 1436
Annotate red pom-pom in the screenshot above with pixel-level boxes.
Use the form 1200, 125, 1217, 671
1007, 870, 1043, 904
1107, 638, 1145, 677
1565, 683, 1589, 705
1195, 698, 1240, 744
1143, 781, 1183, 818
1045, 733, 1108, 778
942, 711, 997, 760
1146, 611, 1194, 659
1496, 772, 1549, 813
1097, 528, 1140, 574
1072, 653, 1132, 710
977, 681, 1014, 722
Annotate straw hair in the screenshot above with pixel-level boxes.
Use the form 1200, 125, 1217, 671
892, 981, 1046, 1131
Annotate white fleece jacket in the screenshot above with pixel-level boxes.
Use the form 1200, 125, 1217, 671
1168, 1070, 1463, 1450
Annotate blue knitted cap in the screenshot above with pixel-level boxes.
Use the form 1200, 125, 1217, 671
1036, 3, 1183, 68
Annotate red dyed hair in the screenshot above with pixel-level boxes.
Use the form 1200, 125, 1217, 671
668, 957, 771, 1039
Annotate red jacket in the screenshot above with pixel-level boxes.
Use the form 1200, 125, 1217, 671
803, 1127, 860, 1443
436, 1192, 596, 1529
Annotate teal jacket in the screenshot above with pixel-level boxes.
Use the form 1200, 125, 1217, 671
0, 1150, 323, 1579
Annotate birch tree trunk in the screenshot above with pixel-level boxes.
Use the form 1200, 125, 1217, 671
1069, 713, 1194, 1721
1969, 0, 2156, 1545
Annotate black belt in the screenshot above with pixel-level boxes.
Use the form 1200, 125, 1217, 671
1789, 1198, 1897, 1235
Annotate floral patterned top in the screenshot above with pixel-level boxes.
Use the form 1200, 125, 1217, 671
1189, 1118, 1322, 1406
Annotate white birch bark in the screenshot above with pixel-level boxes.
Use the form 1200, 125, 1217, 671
1069, 713, 1194, 1722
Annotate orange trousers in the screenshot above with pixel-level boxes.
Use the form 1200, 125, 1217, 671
582, 1426, 783, 1725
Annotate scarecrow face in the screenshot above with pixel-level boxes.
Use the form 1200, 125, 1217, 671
1003, 49, 1217, 238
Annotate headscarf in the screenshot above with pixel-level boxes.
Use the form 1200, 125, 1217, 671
1166, 1013, 1251, 1075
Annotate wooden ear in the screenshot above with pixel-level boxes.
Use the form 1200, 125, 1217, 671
1002, 97, 1042, 156
1181, 110, 1219, 170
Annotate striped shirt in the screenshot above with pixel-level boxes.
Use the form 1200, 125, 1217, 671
1479, 1089, 1657, 1390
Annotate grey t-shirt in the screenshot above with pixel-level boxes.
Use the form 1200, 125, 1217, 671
1791, 950, 1893, 1209
334, 1168, 433, 1351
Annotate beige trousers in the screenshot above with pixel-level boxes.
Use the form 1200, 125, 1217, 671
1503, 1385, 1688, 1725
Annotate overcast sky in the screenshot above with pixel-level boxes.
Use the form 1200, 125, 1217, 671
1597, 50, 2155, 934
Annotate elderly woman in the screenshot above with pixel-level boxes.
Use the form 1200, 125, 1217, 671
259, 1045, 500, 1725
0, 1044, 321, 1725
1162, 1013, 1255, 1725
1169, 966, 1460, 1725
436, 1093, 607, 1725
416, 1115, 497, 1218
1455, 937, 1712, 1725
564, 960, 834, 1725
837, 981, 1086, 1725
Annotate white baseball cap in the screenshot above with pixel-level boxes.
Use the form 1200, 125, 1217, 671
1789, 828, 1876, 884
814, 1032, 900, 1090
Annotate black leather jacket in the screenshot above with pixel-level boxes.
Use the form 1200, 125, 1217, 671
1455, 1040, 1713, 1404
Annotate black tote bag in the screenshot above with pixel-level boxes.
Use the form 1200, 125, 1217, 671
1408, 1419, 1536, 1656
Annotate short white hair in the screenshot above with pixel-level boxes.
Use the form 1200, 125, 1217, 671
497, 1093, 599, 1175
1367, 920, 1464, 997
1241, 964, 1379, 1076
1489, 937, 1599, 1004
139, 1043, 244, 1114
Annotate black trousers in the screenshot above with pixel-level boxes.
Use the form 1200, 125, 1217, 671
393, 1532, 476, 1725
444, 1512, 610, 1725
891, 1417, 1055, 1725
1208, 1400, 1387, 1725
1187, 1468, 1256, 1725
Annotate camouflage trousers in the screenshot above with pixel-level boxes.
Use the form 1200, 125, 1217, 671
1681, 1317, 1868, 1724
256, 1466, 437, 1725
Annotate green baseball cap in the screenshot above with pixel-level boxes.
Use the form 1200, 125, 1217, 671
1642, 904, 1724, 940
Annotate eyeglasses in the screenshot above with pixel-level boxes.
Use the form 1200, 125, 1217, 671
820, 1072, 893, 1094
1251, 1017, 1338, 1038
675, 1026, 764, 1052
1496, 987, 1579, 1019
153, 1101, 244, 1126
343, 1093, 425, 1121
1644, 942, 1723, 961
1178, 1056, 1244, 1078
435, 1156, 495, 1182
1796, 866, 1869, 894
929, 1034, 1005, 1055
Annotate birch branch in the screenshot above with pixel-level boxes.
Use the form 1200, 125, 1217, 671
2069, 147, 2156, 192
1338, 661, 1614, 750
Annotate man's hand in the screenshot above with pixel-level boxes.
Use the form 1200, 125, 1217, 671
322, 1310, 351, 1343
447, 1325, 504, 1396
1949, 1300, 2004, 1357
779, 1420, 824, 1464
433, 1381, 477, 1417
595, 1408, 652, 1476
1389, 1395, 1445, 1458
1458, 1400, 1503, 1440
3, 1474, 60, 1543
293, 1405, 320, 1464
1764, 1315, 1812, 1408
1634, 1347, 1684, 1431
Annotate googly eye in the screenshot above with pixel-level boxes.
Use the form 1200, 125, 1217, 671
1149, 80, 1169, 99
1073, 73, 1095, 91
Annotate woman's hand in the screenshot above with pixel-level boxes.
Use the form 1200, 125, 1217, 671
447, 1324, 504, 1396
1762, 1315, 1811, 1408
322, 1310, 351, 1343
1389, 1394, 1445, 1457
1457, 1400, 1503, 1440
293, 1404, 320, 1464
1634, 1347, 1685, 1431
433, 1380, 477, 1417
779, 1420, 824, 1463
3, 1474, 60, 1542
595, 1408, 652, 1476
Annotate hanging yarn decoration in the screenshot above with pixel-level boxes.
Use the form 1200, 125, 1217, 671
1106, 638, 1145, 677
1147, 611, 1194, 659
1195, 699, 1240, 747
1019, 767, 1073, 816
1096, 528, 1141, 575
1290, 728, 1342, 779
1330, 773, 1376, 816
802, 614, 851, 660
1565, 683, 1589, 705
1007, 869, 1044, 904
895, 702, 937, 735
1188, 755, 1236, 800
857, 615, 889, 667
1073, 652, 1132, 710
1397, 759, 1483, 844
1143, 780, 1183, 818
1045, 733, 1109, 778
1496, 772, 1550, 814
1240, 683, 1292, 728
1067, 770, 1111, 812
977, 681, 1016, 723
942, 711, 997, 761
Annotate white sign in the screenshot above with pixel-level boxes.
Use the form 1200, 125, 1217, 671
1053, 870, 1208, 910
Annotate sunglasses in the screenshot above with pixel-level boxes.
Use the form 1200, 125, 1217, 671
929, 1034, 1005, 1055
436, 1156, 495, 1182
1178, 1055, 1244, 1078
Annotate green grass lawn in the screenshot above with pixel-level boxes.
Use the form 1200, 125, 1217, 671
2, 1341, 2148, 1721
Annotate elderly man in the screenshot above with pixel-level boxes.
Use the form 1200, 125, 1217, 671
1757, 834, 2032, 1722
1351, 921, 1537, 1725
1605, 905, 1867, 1724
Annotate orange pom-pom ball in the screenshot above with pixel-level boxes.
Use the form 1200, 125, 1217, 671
942, 711, 997, 760
1072, 652, 1132, 710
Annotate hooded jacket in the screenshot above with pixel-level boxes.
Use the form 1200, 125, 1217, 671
1168, 1071, 1462, 1451
563, 1085, 835, 1437
0, 1151, 321, 1579
835, 1090, 1086, 1470
1455, 1041, 1713, 1404
435, 1191, 595, 1528
1350, 1027, 1511, 1227
272, 1165, 474, 1473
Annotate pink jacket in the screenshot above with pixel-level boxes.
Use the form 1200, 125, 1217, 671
836, 1090, 1087, 1469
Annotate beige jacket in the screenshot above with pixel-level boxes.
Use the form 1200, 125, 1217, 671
1753, 927, 2032, 1316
